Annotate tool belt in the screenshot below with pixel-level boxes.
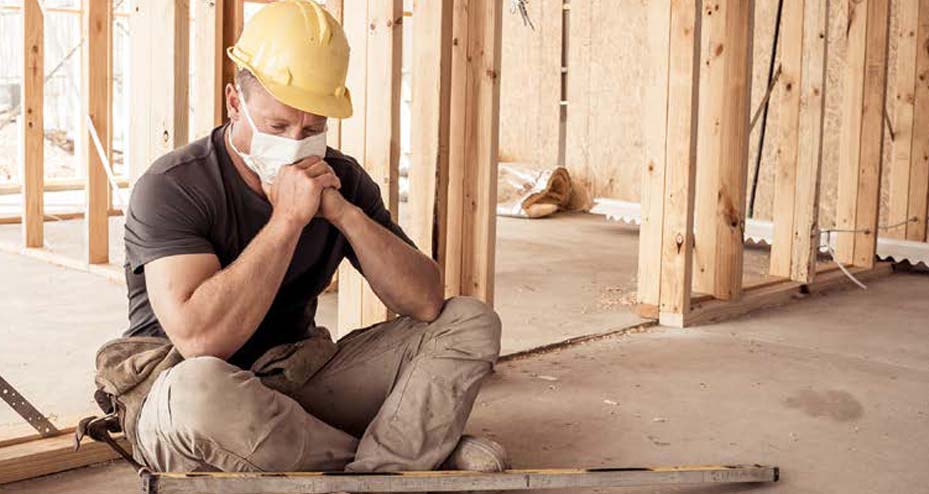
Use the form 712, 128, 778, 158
74, 331, 337, 471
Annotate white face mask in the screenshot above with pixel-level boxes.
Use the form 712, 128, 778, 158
228, 89, 328, 184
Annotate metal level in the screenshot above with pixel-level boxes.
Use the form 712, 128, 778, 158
141, 464, 778, 493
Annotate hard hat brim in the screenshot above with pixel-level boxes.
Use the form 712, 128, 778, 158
228, 48, 353, 120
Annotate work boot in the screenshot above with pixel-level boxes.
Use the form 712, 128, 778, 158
440, 435, 510, 472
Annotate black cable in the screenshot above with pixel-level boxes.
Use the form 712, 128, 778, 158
748, 0, 785, 219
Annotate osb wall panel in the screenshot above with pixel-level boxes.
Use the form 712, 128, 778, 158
498, 0, 562, 167
499, 0, 908, 228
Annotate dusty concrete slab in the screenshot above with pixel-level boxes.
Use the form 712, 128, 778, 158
4, 272, 927, 493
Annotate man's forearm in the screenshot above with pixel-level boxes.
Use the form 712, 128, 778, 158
177, 216, 302, 359
333, 205, 444, 321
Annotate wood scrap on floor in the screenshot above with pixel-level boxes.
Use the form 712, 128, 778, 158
497, 163, 592, 219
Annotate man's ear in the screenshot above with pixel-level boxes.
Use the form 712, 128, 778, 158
225, 83, 240, 120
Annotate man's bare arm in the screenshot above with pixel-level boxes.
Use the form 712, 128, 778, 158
145, 160, 340, 360
323, 189, 444, 322
144, 217, 304, 359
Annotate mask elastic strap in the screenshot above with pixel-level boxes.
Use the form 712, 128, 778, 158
236, 84, 259, 132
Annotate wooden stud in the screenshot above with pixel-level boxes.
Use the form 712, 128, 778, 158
636, 0, 672, 313
325, 0, 344, 150
446, 0, 503, 304
693, 0, 754, 300
337, 0, 404, 333
129, 0, 190, 183
408, 0, 453, 262
83, 0, 113, 265
770, 0, 828, 283
221, 0, 244, 122
657, 0, 701, 327
835, 0, 891, 268
789, 0, 828, 282
22, 0, 43, 249
889, 0, 929, 241
192, 0, 225, 139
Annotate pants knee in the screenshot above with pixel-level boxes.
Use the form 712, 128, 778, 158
161, 356, 244, 439
435, 296, 502, 362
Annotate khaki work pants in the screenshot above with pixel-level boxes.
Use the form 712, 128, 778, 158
133, 297, 502, 473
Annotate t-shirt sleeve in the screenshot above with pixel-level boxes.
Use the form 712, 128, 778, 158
343, 166, 418, 273
124, 172, 215, 274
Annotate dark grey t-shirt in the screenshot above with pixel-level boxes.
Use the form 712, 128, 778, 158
123, 124, 414, 369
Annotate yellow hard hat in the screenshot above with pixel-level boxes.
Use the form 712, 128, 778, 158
227, 0, 352, 118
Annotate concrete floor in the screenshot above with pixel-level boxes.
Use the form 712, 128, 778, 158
3, 271, 927, 493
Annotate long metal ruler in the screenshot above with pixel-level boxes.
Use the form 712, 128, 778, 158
141, 464, 778, 493
0, 374, 59, 437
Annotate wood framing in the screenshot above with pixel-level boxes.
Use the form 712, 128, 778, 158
655, 0, 701, 327
0, 209, 123, 226
192, 0, 225, 139
408, 0, 453, 262
770, 0, 829, 282
0, 433, 129, 485
888, 0, 929, 242
693, 0, 754, 300
445, 0, 503, 303
687, 263, 894, 326
0, 178, 129, 196
325, 0, 344, 150
220, 0, 244, 122
337, 0, 403, 333
22, 0, 43, 249
83, 0, 113, 265
129, 0, 190, 183
835, 0, 891, 268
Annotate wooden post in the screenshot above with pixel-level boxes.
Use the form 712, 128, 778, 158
888, 0, 929, 242
129, 0, 190, 183
656, 0, 701, 327
337, 0, 403, 333
445, 0, 503, 304
83, 0, 113, 264
22, 0, 43, 249
770, 0, 828, 282
325, 0, 344, 150
693, 0, 754, 300
220, 0, 244, 122
192, 0, 224, 139
835, 0, 891, 267
408, 0, 453, 263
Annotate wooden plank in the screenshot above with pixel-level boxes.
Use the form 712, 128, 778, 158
835, 0, 891, 268
128, 0, 152, 184
447, 0, 503, 304
636, 1, 672, 308
83, 0, 113, 265
144, 465, 778, 493
789, 0, 828, 282
359, 0, 403, 324
220, 0, 244, 122
769, 0, 804, 278
324, 0, 344, 150
909, 1, 929, 241
657, 0, 701, 327
338, 0, 371, 335
408, 0, 453, 261
692, 0, 754, 300
22, 0, 43, 249
686, 262, 893, 326
192, 0, 224, 139
0, 434, 129, 485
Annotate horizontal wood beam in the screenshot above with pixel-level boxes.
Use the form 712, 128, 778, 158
0, 209, 123, 225
0, 434, 130, 485
0, 178, 130, 196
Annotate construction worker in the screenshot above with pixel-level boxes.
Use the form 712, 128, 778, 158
89, 0, 507, 474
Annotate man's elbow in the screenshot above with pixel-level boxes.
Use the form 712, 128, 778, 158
414, 290, 445, 323
162, 319, 232, 361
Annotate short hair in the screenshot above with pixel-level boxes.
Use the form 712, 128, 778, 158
235, 68, 262, 101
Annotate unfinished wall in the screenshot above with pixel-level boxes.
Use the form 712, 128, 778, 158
498, 0, 909, 228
